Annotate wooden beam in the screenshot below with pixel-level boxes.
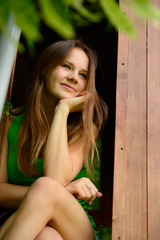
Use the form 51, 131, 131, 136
148, 1, 160, 239
112, 7, 129, 238
112, 2, 148, 239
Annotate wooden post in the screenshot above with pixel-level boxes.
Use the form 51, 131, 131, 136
112, 1, 148, 239
148, 0, 160, 239
112, 0, 160, 239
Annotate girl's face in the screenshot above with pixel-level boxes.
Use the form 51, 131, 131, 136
45, 47, 89, 100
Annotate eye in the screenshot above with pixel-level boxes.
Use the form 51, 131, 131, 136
79, 73, 87, 80
62, 64, 71, 70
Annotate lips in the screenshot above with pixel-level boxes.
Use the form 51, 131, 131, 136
61, 83, 76, 92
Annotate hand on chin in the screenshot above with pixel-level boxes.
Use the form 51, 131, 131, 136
59, 91, 91, 113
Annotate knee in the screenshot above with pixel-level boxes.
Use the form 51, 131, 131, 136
35, 226, 63, 240
33, 177, 59, 193
26, 177, 63, 208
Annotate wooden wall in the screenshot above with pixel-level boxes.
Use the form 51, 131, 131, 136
112, 0, 160, 239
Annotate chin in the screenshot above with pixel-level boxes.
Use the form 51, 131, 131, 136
59, 93, 77, 99
60, 95, 75, 100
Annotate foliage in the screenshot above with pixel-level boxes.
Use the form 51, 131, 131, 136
98, 226, 111, 240
2, 101, 13, 118
0, 0, 160, 48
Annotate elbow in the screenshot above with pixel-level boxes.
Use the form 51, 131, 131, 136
43, 170, 72, 186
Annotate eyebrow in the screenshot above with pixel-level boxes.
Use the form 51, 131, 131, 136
64, 60, 88, 73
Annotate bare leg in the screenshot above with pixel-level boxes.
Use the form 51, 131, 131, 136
0, 213, 16, 239
0, 216, 63, 240
35, 226, 63, 240
0, 177, 96, 240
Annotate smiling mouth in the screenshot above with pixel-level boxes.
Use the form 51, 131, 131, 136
61, 84, 76, 92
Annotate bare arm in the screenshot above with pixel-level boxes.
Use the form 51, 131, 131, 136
43, 94, 90, 185
0, 94, 98, 209
0, 118, 28, 208
0, 183, 28, 208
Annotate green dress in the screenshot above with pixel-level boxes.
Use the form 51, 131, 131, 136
7, 112, 97, 232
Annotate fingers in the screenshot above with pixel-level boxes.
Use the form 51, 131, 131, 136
72, 177, 102, 205
80, 90, 91, 96
96, 191, 103, 198
88, 191, 103, 205
78, 91, 85, 97
57, 91, 91, 113
87, 187, 102, 205
79, 91, 91, 101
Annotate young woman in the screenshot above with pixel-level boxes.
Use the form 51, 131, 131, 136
0, 39, 108, 240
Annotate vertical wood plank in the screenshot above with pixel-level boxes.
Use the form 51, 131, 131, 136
148, 1, 160, 239
125, 20, 147, 239
112, 2, 148, 239
112, 18, 129, 240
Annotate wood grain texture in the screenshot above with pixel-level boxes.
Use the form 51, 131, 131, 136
148, 1, 160, 239
112, 1, 148, 239
112, 22, 129, 240
125, 20, 147, 240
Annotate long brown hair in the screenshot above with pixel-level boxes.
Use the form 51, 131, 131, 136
16, 40, 108, 177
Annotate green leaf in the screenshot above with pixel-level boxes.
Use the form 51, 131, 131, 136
0, 0, 10, 30
3, 101, 13, 116
17, 42, 25, 53
66, 0, 102, 22
3, 108, 9, 115
8, 0, 41, 41
65, 0, 83, 5
4, 101, 13, 109
130, 0, 160, 21
71, 12, 91, 27
38, 0, 75, 39
100, 0, 137, 38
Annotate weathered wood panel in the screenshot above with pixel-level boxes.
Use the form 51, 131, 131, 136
148, 1, 160, 239
112, 11, 129, 239
112, 2, 148, 239
125, 21, 147, 239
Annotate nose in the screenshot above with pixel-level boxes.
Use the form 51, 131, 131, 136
67, 71, 78, 84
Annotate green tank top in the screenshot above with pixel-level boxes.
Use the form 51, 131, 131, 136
7, 112, 97, 231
